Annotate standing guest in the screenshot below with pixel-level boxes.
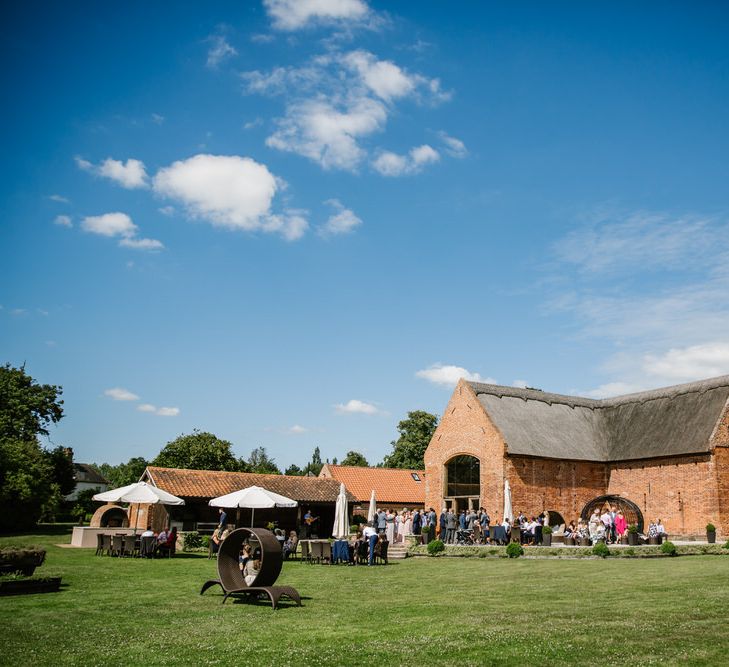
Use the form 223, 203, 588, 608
412, 508, 421, 535
377, 509, 387, 534
600, 508, 614, 544
218, 508, 227, 529
467, 509, 478, 531
446, 508, 457, 545
421, 510, 431, 544
403, 510, 412, 537
480, 509, 491, 544
428, 507, 437, 542
439, 507, 448, 542
385, 509, 396, 543
615, 510, 627, 541
459, 510, 467, 531
588, 509, 601, 541
363, 522, 378, 566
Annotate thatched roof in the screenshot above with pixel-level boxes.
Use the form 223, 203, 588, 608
468, 375, 729, 462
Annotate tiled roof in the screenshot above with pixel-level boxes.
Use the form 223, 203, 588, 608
319, 464, 425, 505
144, 466, 354, 503
74, 463, 109, 485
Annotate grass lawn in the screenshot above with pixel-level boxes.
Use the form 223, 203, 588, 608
1, 526, 728, 666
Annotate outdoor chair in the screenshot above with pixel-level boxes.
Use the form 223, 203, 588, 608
200, 528, 301, 610
300, 540, 311, 563
375, 541, 389, 565
122, 534, 137, 557
95, 533, 105, 556
140, 535, 156, 558
102, 533, 112, 556
111, 535, 123, 557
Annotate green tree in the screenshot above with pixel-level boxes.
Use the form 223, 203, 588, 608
382, 410, 438, 469
93, 456, 149, 488
285, 463, 304, 476
0, 364, 66, 530
246, 447, 281, 474
46, 445, 76, 496
304, 446, 324, 476
152, 430, 240, 471
340, 450, 369, 467
0, 363, 64, 441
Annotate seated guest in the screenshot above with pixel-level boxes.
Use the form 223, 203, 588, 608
283, 531, 298, 559
156, 528, 168, 544
648, 520, 658, 538
564, 521, 577, 539
655, 519, 666, 536
157, 527, 177, 556
577, 520, 589, 539
244, 551, 261, 585
141, 526, 155, 538
239, 544, 252, 570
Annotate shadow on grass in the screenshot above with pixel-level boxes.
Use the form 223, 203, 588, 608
1, 523, 75, 538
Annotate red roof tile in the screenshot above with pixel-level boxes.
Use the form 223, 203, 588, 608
145, 466, 354, 503
319, 464, 425, 506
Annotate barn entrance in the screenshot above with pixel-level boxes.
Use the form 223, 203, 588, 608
580, 495, 644, 533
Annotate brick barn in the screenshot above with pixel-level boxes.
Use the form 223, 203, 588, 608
424, 375, 729, 539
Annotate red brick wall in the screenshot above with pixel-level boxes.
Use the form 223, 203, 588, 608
425, 380, 505, 514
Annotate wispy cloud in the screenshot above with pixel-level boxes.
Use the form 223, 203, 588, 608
137, 403, 180, 417
334, 399, 381, 415
49, 194, 70, 203
76, 156, 148, 189
372, 144, 439, 176
104, 387, 140, 401
206, 34, 237, 68
54, 215, 72, 227
81, 212, 164, 251
438, 131, 467, 158
319, 199, 362, 236
415, 363, 496, 388
263, 0, 372, 32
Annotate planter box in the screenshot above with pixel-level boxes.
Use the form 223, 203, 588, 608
707, 532, 716, 544
579, 537, 591, 547
620, 536, 629, 545
564, 536, 575, 546
0, 550, 46, 577
542, 534, 552, 547
648, 536, 663, 545
0, 577, 61, 596
628, 533, 639, 546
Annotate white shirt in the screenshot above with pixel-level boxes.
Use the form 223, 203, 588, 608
363, 526, 377, 539
141, 529, 154, 538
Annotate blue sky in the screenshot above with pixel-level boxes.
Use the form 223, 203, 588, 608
3, 1, 729, 468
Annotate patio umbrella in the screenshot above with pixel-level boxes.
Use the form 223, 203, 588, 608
503, 479, 514, 524
367, 489, 376, 524
93, 482, 185, 532
332, 483, 349, 539
208, 486, 298, 527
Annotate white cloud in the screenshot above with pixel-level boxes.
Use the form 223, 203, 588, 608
118, 237, 164, 251
288, 424, 308, 434
245, 50, 451, 171
49, 194, 70, 203
319, 199, 362, 236
207, 34, 237, 68
76, 156, 148, 189
415, 364, 496, 388
156, 406, 180, 417
104, 387, 140, 401
643, 342, 729, 382
82, 212, 137, 238
584, 382, 645, 399
243, 117, 263, 130
158, 206, 175, 216
334, 399, 380, 415
438, 131, 468, 158
54, 215, 72, 227
264, 0, 370, 31
267, 97, 387, 171
372, 144, 439, 176
154, 154, 280, 230
151, 113, 165, 124
137, 403, 157, 412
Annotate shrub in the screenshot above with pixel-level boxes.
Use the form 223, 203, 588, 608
542, 525, 553, 534
506, 542, 524, 558
628, 524, 638, 534
182, 531, 202, 551
723, 540, 729, 550
661, 541, 677, 556
201, 535, 211, 548
592, 542, 610, 558
351, 514, 367, 526
427, 539, 445, 556
706, 523, 716, 533
624, 547, 636, 556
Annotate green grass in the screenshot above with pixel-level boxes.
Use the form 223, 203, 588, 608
1, 526, 728, 666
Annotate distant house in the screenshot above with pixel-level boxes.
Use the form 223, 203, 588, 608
66, 463, 109, 500
318, 464, 426, 512
134, 466, 354, 535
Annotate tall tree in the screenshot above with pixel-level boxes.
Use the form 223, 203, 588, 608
340, 450, 369, 467
93, 456, 149, 488
152, 430, 240, 471
382, 410, 439, 469
305, 446, 324, 476
0, 364, 65, 530
246, 446, 281, 474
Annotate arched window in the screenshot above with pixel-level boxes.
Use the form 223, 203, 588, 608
580, 495, 644, 533
445, 455, 480, 498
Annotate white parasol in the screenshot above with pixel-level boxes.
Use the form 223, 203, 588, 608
332, 483, 350, 539
367, 489, 376, 524
208, 486, 298, 527
503, 479, 514, 524
93, 482, 185, 532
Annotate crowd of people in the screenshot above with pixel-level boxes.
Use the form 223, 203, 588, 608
139, 525, 178, 555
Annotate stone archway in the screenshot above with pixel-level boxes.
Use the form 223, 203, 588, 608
89, 503, 129, 528
580, 495, 644, 533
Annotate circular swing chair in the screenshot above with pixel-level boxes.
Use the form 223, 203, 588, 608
200, 527, 301, 610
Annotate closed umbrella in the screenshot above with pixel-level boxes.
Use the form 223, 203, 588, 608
208, 486, 298, 527
332, 483, 349, 539
503, 479, 514, 524
93, 482, 185, 532
367, 489, 376, 524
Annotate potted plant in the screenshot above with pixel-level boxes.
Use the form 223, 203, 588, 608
542, 525, 553, 547
628, 524, 639, 546
706, 523, 717, 544
620, 533, 629, 545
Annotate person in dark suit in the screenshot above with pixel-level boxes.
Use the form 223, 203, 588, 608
439, 508, 447, 542
412, 509, 422, 535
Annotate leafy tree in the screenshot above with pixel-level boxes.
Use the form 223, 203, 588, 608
304, 446, 324, 476
152, 430, 240, 471
93, 456, 149, 488
340, 450, 369, 467
46, 445, 76, 496
382, 410, 439, 469
285, 463, 304, 476
0, 363, 64, 441
246, 447, 281, 475
0, 364, 66, 530
73, 487, 102, 522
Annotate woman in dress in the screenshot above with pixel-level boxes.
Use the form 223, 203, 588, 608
385, 509, 396, 543
403, 510, 412, 537
614, 510, 627, 540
